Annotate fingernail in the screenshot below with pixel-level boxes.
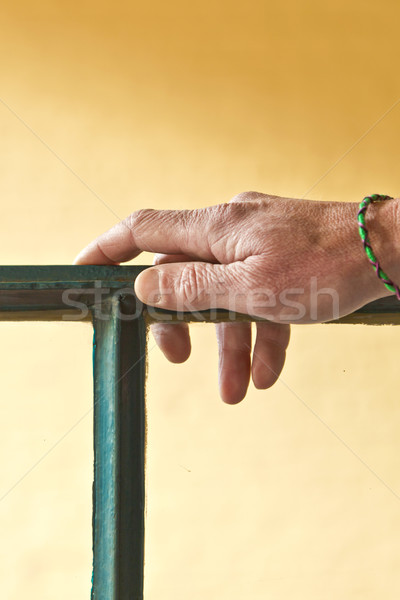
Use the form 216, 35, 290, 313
135, 268, 161, 304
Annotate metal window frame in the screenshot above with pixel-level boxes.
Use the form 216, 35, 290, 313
1, 265, 399, 600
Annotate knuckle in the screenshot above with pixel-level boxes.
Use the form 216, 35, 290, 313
124, 208, 155, 231
175, 209, 197, 246
207, 202, 252, 239
176, 263, 210, 304
229, 190, 263, 203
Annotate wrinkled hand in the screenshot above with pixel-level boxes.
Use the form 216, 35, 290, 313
75, 192, 399, 404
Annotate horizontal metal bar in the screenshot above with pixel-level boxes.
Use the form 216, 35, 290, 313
143, 295, 400, 325
0, 266, 146, 319
0, 266, 399, 324
0, 265, 147, 287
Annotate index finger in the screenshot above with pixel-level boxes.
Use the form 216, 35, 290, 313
74, 208, 216, 265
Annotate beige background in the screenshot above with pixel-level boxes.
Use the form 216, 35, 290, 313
0, 1, 399, 598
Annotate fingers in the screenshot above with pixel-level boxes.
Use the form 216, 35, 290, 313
74, 208, 216, 265
134, 259, 262, 312
150, 253, 192, 364
251, 322, 290, 389
215, 322, 251, 405
73, 194, 275, 266
151, 322, 191, 363
215, 321, 290, 404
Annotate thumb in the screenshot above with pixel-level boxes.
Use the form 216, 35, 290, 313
134, 261, 250, 314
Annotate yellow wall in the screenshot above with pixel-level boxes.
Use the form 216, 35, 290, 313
0, 1, 399, 598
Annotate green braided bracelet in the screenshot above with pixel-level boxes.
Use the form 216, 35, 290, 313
357, 194, 400, 299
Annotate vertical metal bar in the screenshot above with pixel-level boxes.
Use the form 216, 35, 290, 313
91, 293, 146, 599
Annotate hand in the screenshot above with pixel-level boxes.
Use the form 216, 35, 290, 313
74, 192, 399, 404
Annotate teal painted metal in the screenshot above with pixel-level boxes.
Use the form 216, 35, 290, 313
0, 266, 147, 599
1, 265, 400, 599
92, 294, 146, 599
